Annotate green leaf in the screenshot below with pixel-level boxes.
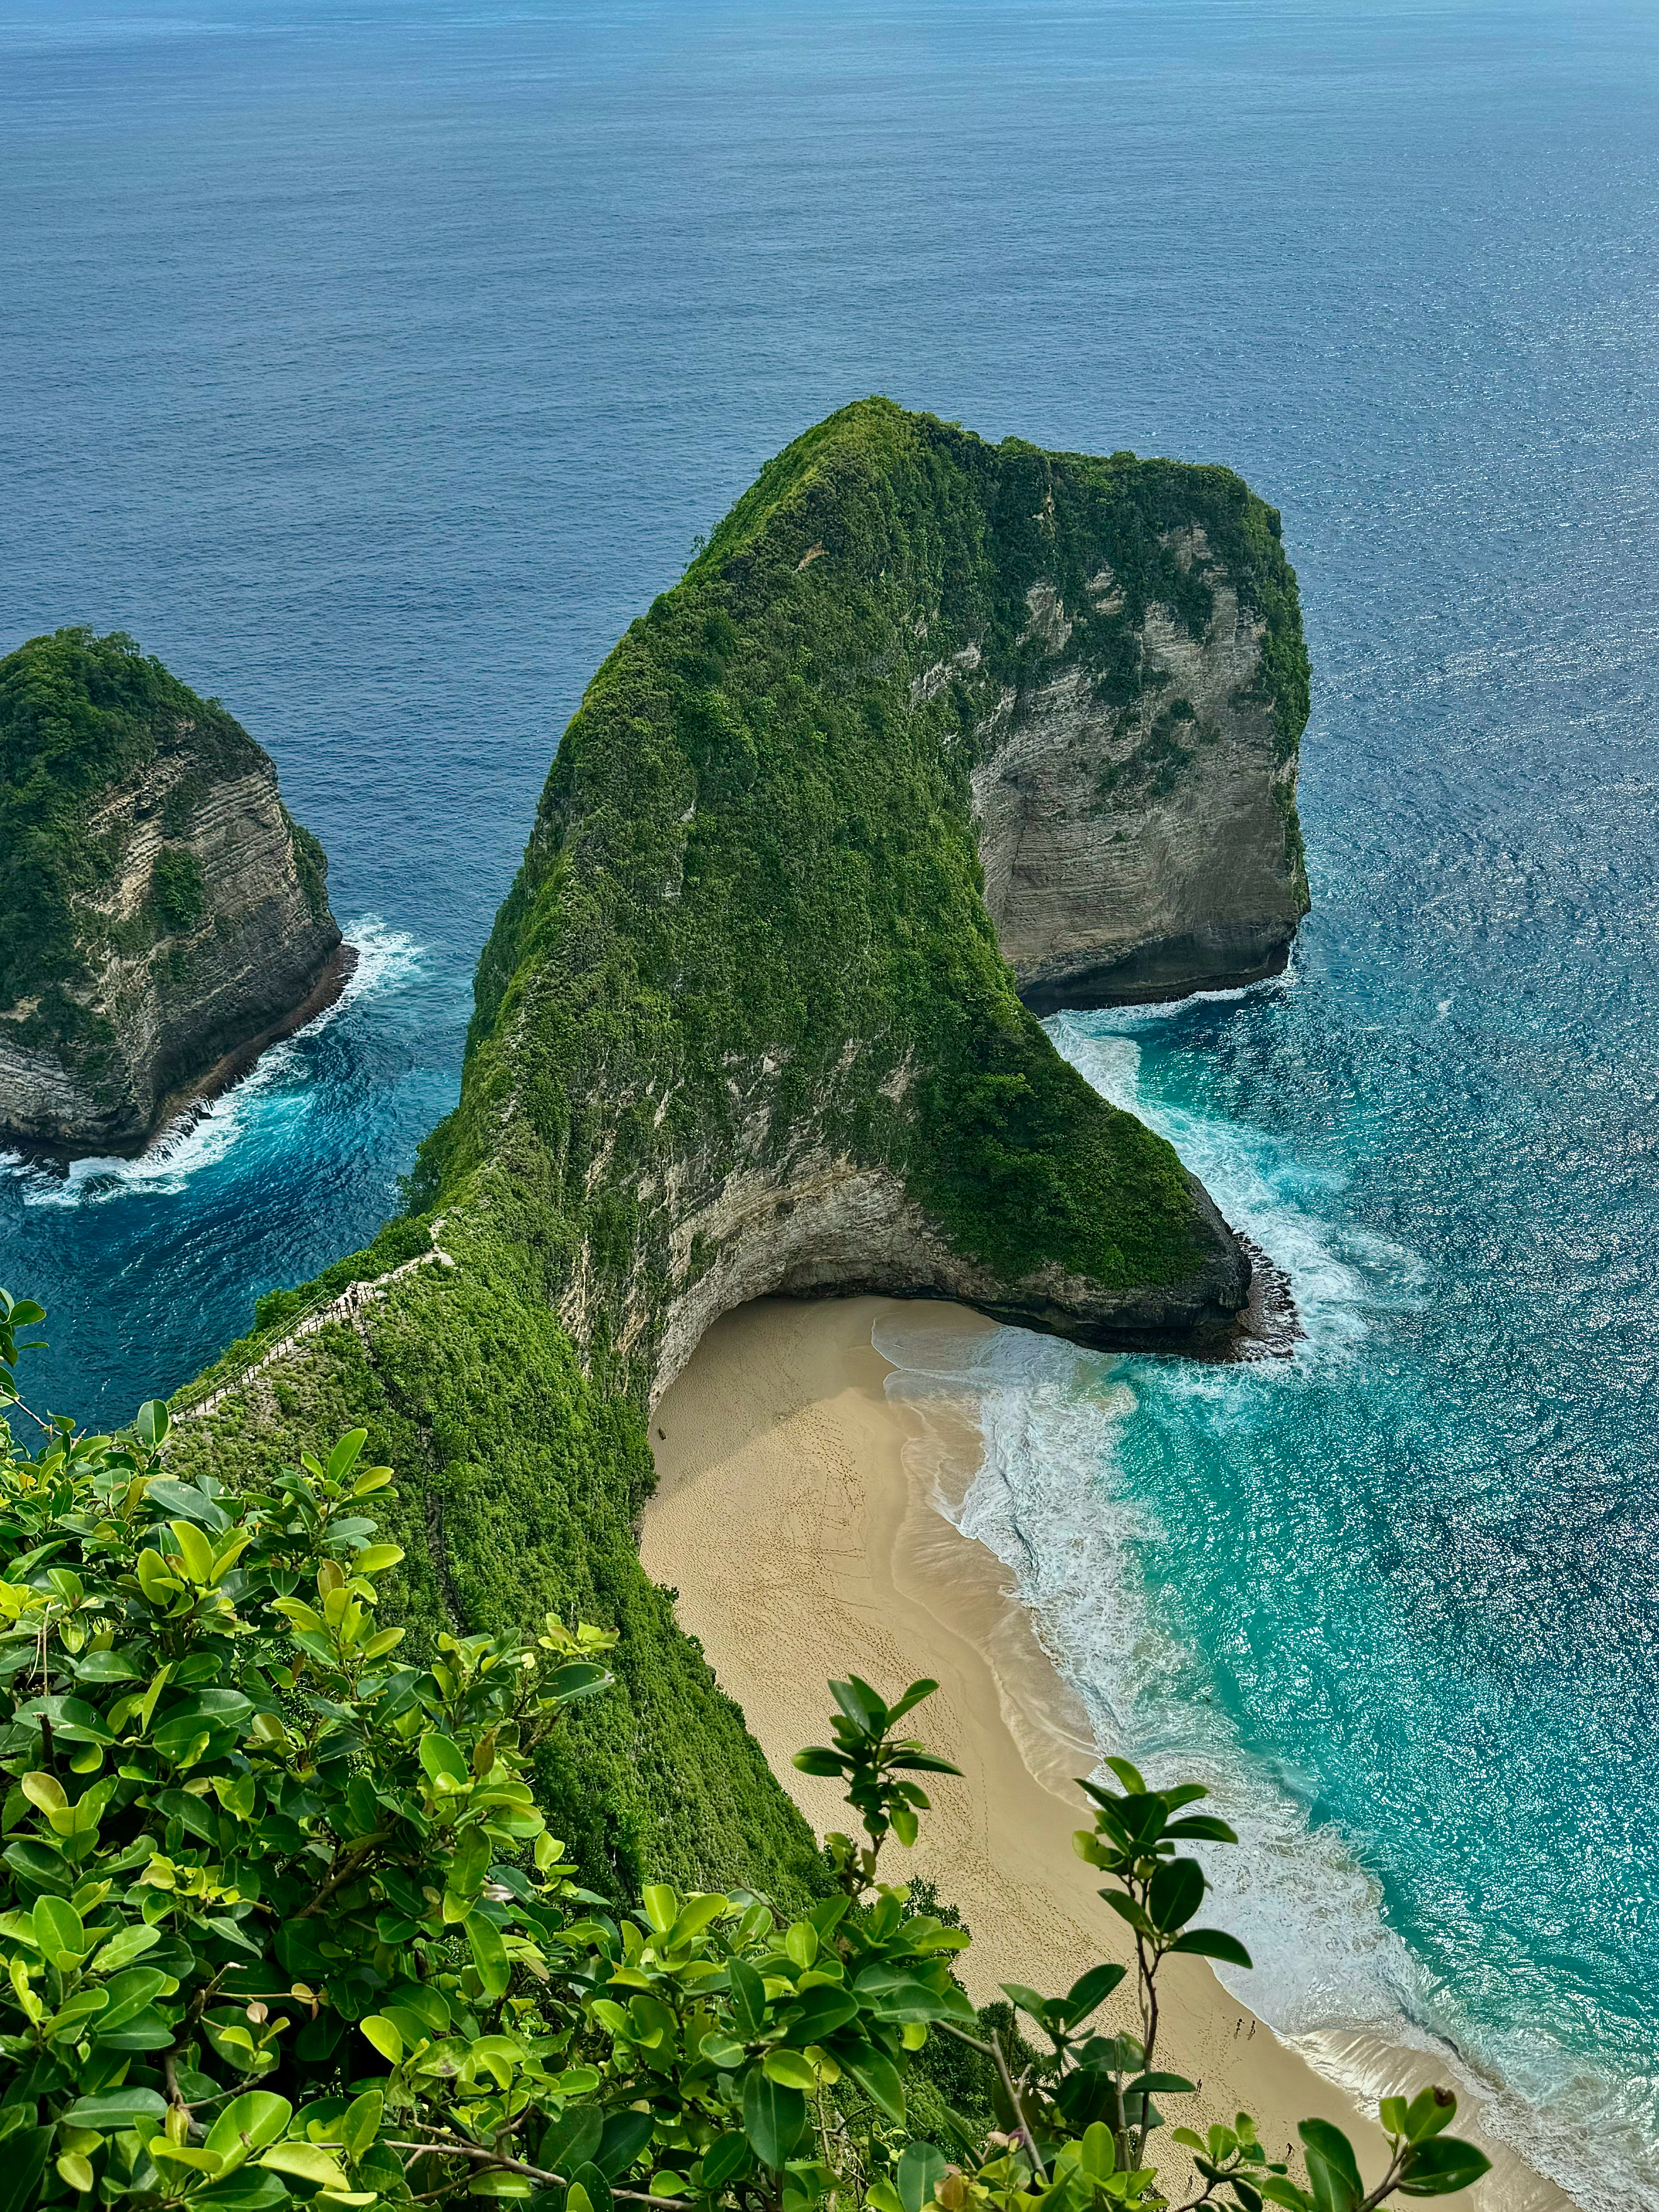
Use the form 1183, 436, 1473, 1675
93, 1966, 171, 2033
168, 1519, 217, 1583
837, 2041, 906, 2123
354, 1543, 405, 1574
697, 2134, 752, 2190
641, 1884, 678, 1933
1077, 2123, 1116, 2181
792, 1747, 846, 1777
359, 2014, 404, 2064
57, 2153, 95, 2195
195, 2172, 290, 2211
1103, 1890, 1157, 1940
547, 1660, 610, 1702
1298, 2120, 1362, 2212
135, 1399, 172, 1448
570, 2160, 613, 2212
666, 1892, 728, 1948
342, 2089, 384, 2163
1102, 1755, 1147, 1793
742, 2070, 807, 2167
327, 1429, 369, 1483
1000, 1982, 1051, 2024
465, 1911, 512, 1999
1148, 1856, 1205, 1934
763, 2050, 819, 2092
1401, 2089, 1458, 2145
885, 1679, 940, 1725
896, 2142, 948, 2212
728, 1954, 766, 2036
783, 1918, 819, 1969
1396, 2140, 1492, 2197
1379, 2097, 1409, 2140
1064, 1961, 1127, 2025
1163, 1815, 1240, 1843
1169, 1928, 1253, 1969
204, 2094, 294, 2174
73, 1650, 142, 1683
91, 1920, 161, 1973
143, 1477, 225, 1529
781, 1983, 860, 2044
594, 2110, 656, 2180
259, 2142, 350, 2190
419, 1731, 470, 1786
33, 1893, 86, 1961
63, 2088, 168, 2129
539, 2107, 604, 2178
0, 2129, 51, 2212
1258, 2185, 1314, 2212
830, 1675, 884, 1733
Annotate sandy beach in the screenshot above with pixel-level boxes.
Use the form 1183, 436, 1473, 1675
642, 1295, 1561, 2212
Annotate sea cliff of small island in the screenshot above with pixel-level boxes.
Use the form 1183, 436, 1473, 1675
157, 397, 1309, 1900
0, 626, 347, 1159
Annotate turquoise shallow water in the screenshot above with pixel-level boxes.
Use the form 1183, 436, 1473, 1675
4, 0, 1659, 2198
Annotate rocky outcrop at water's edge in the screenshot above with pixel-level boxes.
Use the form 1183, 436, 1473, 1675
0, 629, 347, 1161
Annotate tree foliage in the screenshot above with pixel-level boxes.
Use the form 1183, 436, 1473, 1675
1, 1297, 1487, 2212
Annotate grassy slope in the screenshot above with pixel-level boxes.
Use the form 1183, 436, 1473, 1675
170, 401, 1310, 1908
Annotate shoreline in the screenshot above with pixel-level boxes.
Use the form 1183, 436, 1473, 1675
643, 1294, 1566, 2212
2, 938, 357, 1172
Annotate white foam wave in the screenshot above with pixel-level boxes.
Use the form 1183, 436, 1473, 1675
1045, 1013, 1427, 1355
876, 1309, 1417, 2028
869, 1015, 1649, 2208
873, 1307, 1631, 2207
3, 917, 423, 1208
314, 914, 427, 1020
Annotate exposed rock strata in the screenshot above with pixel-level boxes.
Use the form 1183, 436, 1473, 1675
167, 402, 1312, 1901
592, 1149, 1247, 1409
973, 536, 1308, 1010
0, 629, 345, 1159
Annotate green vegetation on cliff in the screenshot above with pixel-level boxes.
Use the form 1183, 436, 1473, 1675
0, 628, 342, 1157
168, 400, 1311, 1910
0, 1317, 1488, 2212
0, 632, 256, 1050
428, 397, 1305, 1301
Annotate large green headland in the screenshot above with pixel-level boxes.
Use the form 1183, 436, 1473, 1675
168, 398, 1311, 1903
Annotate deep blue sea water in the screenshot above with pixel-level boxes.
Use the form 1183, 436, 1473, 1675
4, 0, 1659, 2198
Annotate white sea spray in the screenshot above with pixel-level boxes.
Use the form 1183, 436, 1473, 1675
3, 918, 423, 1208
872, 1005, 1655, 2212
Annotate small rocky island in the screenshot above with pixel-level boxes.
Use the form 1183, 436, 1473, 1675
0, 627, 347, 1159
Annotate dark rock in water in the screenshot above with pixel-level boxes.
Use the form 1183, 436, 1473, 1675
0, 627, 346, 1159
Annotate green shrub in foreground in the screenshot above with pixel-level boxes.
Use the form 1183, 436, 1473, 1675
0, 1291, 1487, 2212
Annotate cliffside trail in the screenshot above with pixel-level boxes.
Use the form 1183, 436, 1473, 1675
168, 399, 1312, 1901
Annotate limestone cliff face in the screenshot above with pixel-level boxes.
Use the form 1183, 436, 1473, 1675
404, 400, 1312, 1400
167, 402, 1310, 1899
0, 629, 344, 1158
972, 533, 1308, 1010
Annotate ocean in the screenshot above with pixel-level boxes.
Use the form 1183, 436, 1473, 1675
3, 0, 1657, 2199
